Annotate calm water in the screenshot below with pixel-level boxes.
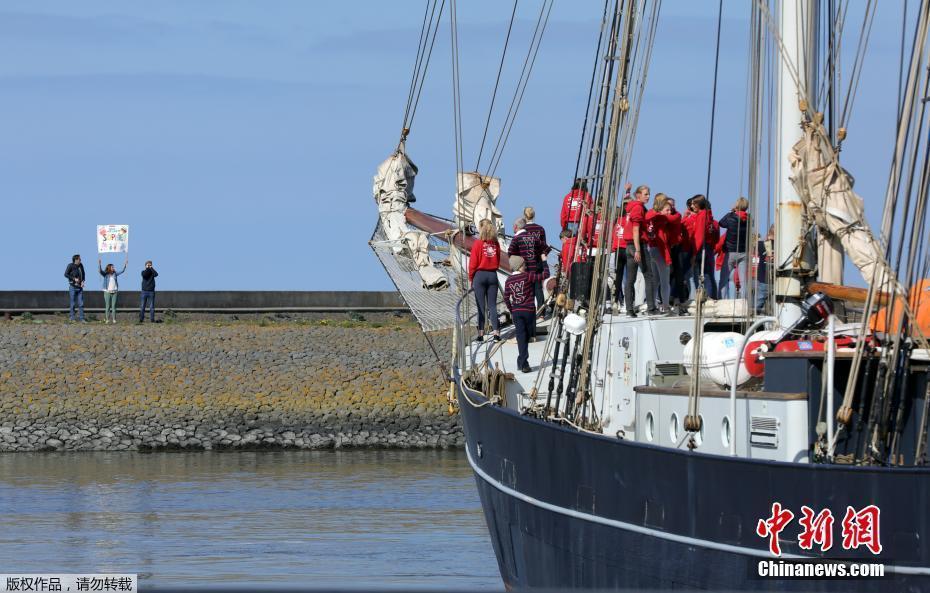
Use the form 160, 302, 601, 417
0, 450, 501, 590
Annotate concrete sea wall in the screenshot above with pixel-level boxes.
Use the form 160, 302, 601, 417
0, 313, 458, 452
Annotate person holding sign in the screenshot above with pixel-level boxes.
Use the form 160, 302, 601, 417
99, 257, 128, 324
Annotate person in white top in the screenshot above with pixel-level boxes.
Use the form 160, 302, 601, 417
99, 257, 128, 324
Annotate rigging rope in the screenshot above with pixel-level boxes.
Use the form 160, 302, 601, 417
402, 0, 448, 139
486, 0, 554, 179
704, 0, 725, 201
402, 0, 439, 130
475, 0, 520, 172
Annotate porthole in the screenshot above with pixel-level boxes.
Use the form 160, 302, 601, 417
645, 412, 655, 442
721, 416, 731, 448
694, 414, 705, 447
669, 412, 679, 443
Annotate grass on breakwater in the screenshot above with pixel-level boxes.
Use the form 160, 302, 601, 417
0, 312, 458, 452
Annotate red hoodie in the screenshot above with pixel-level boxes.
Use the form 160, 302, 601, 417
560, 235, 586, 277
468, 239, 500, 281
623, 199, 648, 249
612, 212, 627, 250
645, 210, 671, 264
682, 212, 696, 253
591, 215, 607, 249
689, 209, 719, 253
665, 210, 682, 249
714, 234, 727, 271
560, 189, 593, 229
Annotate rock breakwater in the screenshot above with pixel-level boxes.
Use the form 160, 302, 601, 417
0, 313, 458, 452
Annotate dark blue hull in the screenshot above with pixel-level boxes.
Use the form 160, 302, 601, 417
458, 381, 930, 591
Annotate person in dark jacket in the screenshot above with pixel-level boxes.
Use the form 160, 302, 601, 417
508, 217, 546, 314
64, 254, 86, 322
718, 197, 750, 299
139, 261, 159, 323
755, 225, 774, 313
504, 255, 547, 373
522, 206, 550, 311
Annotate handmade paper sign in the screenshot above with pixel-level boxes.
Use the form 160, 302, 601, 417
97, 225, 129, 253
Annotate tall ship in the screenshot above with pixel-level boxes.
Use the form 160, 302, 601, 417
371, 1, 930, 590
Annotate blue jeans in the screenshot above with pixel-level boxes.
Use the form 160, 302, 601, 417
692, 246, 718, 299
472, 270, 499, 333
756, 282, 769, 312
719, 252, 748, 299
140, 290, 156, 321
68, 286, 84, 321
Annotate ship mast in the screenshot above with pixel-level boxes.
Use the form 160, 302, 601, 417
774, 0, 816, 328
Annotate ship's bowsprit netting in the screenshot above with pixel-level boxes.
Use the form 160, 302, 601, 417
369, 219, 464, 332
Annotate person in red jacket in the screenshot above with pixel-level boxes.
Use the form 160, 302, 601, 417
559, 229, 585, 280
468, 220, 501, 341
560, 179, 593, 235
623, 184, 657, 316
612, 198, 630, 306
664, 197, 687, 311
645, 194, 671, 312
688, 196, 719, 299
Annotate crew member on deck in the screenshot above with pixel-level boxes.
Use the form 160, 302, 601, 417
624, 184, 657, 317
523, 206, 550, 310
688, 196, 719, 299
504, 255, 547, 374
468, 220, 502, 342
645, 194, 671, 313
560, 179, 592, 235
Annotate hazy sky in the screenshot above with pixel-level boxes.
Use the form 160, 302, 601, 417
0, 1, 908, 290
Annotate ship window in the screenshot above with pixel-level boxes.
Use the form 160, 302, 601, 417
721, 416, 732, 448
645, 412, 655, 442
694, 414, 705, 447
669, 413, 679, 443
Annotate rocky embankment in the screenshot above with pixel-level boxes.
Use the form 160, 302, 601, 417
0, 313, 458, 452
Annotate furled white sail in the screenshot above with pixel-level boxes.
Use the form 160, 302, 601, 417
372, 149, 448, 290
453, 172, 503, 233
788, 122, 882, 286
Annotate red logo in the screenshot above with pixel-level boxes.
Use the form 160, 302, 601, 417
841, 505, 882, 555
798, 506, 834, 552
757, 503, 882, 557
756, 502, 795, 557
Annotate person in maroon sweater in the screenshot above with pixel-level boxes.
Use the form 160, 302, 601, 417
522, 206, 550, 310
504, 255, 547, 373
508, 216, 547, 312
468, 221, 501, 341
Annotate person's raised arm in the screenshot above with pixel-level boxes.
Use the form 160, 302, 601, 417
120, 257, 128, 274
98, 258, 104, 275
